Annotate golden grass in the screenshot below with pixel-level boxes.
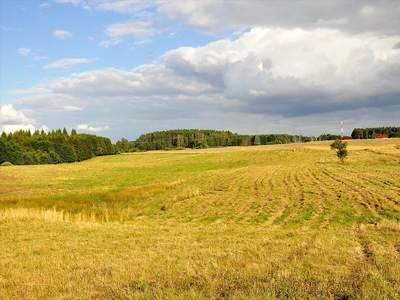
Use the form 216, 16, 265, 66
1, 139, 400, 299
1, 219, 399, 299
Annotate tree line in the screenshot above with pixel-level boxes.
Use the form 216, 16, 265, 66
0, 128, 114, 165
115, 129, 308, 152
351, 127, 400, 139
6, 126, 397, 165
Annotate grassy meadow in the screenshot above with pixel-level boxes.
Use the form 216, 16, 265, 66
1, 139, 400, 299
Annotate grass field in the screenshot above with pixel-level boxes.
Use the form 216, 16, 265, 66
1, 139, 399, 299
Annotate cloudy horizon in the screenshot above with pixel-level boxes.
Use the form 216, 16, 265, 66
1, 0, 399, 142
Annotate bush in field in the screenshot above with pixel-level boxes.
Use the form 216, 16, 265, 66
330, 140, 348, 163
1, 161, 13, 166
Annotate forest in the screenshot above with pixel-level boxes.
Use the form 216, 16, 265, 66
1, 128, 310, 164
0, 128, 114, 165
2, 126, 399, 165
115, 129, 306, 152
351, 126, 400, 139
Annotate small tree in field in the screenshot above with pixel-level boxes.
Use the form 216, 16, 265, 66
330, 140, 348, 163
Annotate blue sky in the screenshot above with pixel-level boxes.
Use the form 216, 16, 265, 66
1, 0, 400, 141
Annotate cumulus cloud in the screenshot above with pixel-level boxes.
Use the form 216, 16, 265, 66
158, 1, 400, 35
0, 104, 39, 134
6, 1, 400, 139
9, 25, 400, 139
43, 58, 93, 69
17, 47, 31, 56
77, 124, 110, 132
54, 1, 400, 36
53, 30, 73, 40
1, 104, 34, 125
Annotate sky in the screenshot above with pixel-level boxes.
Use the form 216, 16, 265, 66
1, 0, 400, 142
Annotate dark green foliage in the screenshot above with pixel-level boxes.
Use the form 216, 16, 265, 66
330, 140, 348, 163
129, 129, 300, 151
318, 133, 341, 141
115, 138, 138, 153
49, 150, 62, 164
351, 127, 400, 139
0, 138, 24, 165
0, 129, 115, 165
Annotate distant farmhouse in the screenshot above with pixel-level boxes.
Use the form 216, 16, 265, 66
341, 136, 353, 140
376, 134, 389, 139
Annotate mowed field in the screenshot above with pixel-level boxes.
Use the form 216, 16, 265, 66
1, 139, 399, 299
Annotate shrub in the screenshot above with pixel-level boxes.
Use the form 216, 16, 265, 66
330, 140, 348, 163
1, 161, 14, 167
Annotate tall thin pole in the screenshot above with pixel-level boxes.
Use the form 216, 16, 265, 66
341, 120, 344, 139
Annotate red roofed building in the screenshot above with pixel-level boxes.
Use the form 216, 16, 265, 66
376, 134, 388, 139
341, 136, 353, 140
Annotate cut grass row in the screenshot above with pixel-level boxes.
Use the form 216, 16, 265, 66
1, 142, 399, 227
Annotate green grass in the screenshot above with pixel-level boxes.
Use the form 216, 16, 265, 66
0, 139, 400, 299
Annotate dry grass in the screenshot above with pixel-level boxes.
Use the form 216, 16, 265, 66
1, 220, 399, 299
1, 139, 400, 299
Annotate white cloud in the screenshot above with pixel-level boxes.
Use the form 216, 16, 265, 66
96, 0, 150, 14
34, 56, 48, 61
39, 125, 51, 133
17, 47, 31, 56
0, 104, 34, 125
65, 105, 83, 111
53, 0, 82, 6
105, 20, 160, 39
158, 1, 400, 35
97, 18, 165, 47
43, 58, 93, 69
4, 1, 400, 140
53, 30, 72, 40
98, 39, 119, 48
1, 26, 22, 31
0, 124, 37, 134
7, 86, 49, 95
39, 3, 51, 8
77, 124, 110, 132
0, 104, 39, 134
56, 0, 153, 14
51, 0, 400, 36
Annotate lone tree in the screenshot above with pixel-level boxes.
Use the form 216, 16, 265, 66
330, 140, 348, 163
